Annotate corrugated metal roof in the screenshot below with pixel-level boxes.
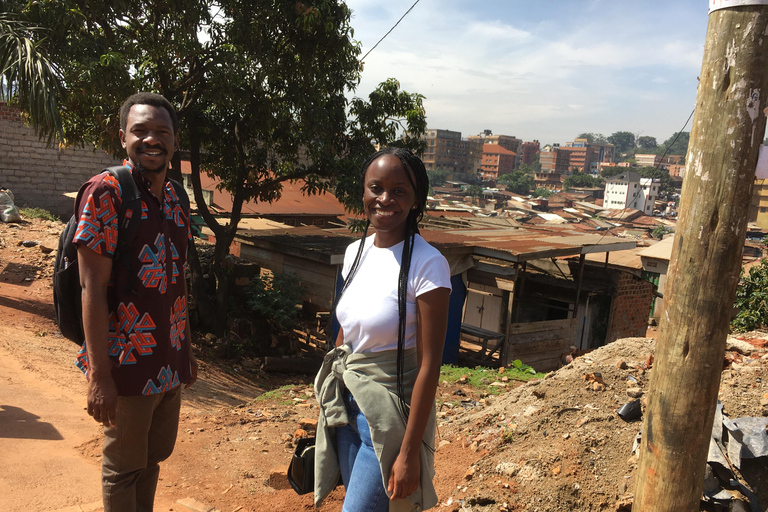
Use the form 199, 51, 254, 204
180, 161, 348, 217
638, 235, 675, 260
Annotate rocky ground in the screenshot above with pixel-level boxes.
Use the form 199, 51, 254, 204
0, 216, 766, 512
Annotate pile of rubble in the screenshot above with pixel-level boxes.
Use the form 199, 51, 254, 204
436, 336, 768, 511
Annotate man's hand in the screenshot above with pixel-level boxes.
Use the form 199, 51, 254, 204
185, 352, 198, 389
87, 374, 118, 427
387, 451, 420, 501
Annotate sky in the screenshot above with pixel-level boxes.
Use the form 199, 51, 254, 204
343, 0, 710, 146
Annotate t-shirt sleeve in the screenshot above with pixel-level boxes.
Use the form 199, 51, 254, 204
72, 172, 122, 257
412, 249, 452, 297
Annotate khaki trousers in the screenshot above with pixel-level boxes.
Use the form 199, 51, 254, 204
101, 386, 181, 512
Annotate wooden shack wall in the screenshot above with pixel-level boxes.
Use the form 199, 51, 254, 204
239, 245, 338, 309
504, 318, 577, 372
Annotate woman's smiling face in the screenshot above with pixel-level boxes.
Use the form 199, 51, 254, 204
363, 155, 417, 248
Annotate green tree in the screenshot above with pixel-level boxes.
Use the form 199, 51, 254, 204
563, 171, 602, 190
651, 225, 671, 239
637, 166, 676, 195
12, 0, 426, 333
0, 12, 62, 143
499, 170, 534, 195
426, 169, 448, 188
466, 184, 483, 201
731, 260, 768, 332
661, 131, 690, 156
532, 188, 554, 198
607, 131, 635, 153
601, 167, 625, 179
638, 136, 658, 149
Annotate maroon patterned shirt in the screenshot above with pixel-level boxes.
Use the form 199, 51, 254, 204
72, 164, 192, 396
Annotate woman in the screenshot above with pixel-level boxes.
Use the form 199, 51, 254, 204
314, 148, 451, 512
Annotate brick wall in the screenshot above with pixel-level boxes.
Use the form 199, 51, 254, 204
606, 273, 654, 342
0, 103, 121, 218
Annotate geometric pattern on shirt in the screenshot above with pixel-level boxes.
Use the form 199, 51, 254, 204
142, 365, 180, 395
169, 295, 186, 351
110, 303, 157, 365
170, 241, 180, 285
138, 233, 167, 293
73, 191, 119, 256
163, 183, 186, 228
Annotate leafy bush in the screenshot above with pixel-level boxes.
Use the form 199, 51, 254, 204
19, 207, 59, 222
651, 226, 671, 239
731, 260, 768, 332
245, 272, 306, 336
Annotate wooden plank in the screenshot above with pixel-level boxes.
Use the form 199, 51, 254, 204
508, 329, 574, 346
508, 318, 576, 335
505, 337, 570, 355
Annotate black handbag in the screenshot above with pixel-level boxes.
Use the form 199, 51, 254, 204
287, 436, 315, 495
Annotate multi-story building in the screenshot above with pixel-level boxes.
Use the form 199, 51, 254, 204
750, 178, 768, 228
635, 154, 663, 168
564, 138, 614, 172
533, 171, 563, 190
479, 144, 516, 180
467, 131, 522, 156
604, 170, 660, 215
520, 140, 540, 167
539, 145, 570, 174
422, 129, 482, 181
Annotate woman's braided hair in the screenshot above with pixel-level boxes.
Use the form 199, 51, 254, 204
335, 147, 430, 420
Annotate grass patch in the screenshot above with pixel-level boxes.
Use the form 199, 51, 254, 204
253, 384, 296, 402
19, 206, 59, 222
440, 363, 545, 395
253, 383, 313, 405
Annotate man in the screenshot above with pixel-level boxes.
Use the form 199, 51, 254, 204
73, 92, 197, 511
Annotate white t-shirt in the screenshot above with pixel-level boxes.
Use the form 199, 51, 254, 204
336, 233, 452, 353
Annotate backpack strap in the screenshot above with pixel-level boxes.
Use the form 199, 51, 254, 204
168, 178, 190, 215
106, 166, 142, 293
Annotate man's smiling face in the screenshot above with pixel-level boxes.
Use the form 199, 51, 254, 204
119, 103, 178, 174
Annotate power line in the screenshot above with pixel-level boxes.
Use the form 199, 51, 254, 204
360, 0, 421, 62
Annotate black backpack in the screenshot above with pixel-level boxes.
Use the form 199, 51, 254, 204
53, 166, 189, 344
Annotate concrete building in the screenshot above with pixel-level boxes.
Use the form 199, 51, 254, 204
604, 170, 660, 215
563, 138, 614, 172
479, 144, 516, 180
750, 178, 768, 228
533, 171, 563, 191
635, 154, 663, 168
467, 131, 522, 155
422, 129, 482, 181
540, 146, 570, 174
520, 140, 540, 168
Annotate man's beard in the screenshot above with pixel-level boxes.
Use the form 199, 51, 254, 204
134, 160, 166, 175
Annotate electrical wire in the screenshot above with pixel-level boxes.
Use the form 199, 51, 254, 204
360, 0, 421, 62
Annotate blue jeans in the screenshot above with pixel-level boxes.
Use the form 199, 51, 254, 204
336, 390, 390, 512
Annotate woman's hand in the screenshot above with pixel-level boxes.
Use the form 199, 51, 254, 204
388, 450, 420, 500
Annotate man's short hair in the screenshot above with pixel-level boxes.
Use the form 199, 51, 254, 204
119, 92, 178, 134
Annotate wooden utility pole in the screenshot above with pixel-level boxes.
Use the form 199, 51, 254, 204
633, 5, 768, 511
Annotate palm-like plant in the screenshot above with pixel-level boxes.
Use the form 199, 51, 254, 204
0, 12, 62, 144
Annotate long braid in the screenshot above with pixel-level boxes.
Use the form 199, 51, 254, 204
394, 150, 428, 421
